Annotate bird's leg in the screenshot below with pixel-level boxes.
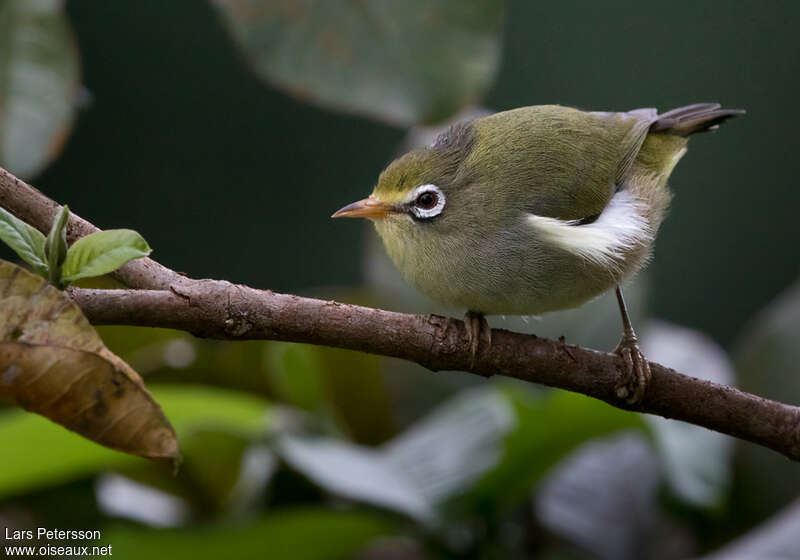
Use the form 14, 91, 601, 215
464, 310, 491, 368
613, 286, 651, 405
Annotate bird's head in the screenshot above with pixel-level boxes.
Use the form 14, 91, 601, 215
331, 122, 482, 262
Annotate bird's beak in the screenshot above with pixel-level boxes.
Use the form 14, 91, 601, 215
331, 196, 393, 220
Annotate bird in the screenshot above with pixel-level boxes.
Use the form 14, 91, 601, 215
332, 103, 744, 404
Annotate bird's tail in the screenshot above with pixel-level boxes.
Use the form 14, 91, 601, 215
650, 103, 745, 137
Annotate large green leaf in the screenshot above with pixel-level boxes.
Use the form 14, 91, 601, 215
104, 508, 396, 560
383, 387, 515, 504
275, 387, 516, 524
736, 279, 800, 402
314, 345, 396, 445
213, 0, 505, 125
640, 320, 734, 509
732, 278, 800, 524
699, 499, 800, 560
0, 206, 47, 273
266, 342, 328, 413
62, 229, 151, 283
0, 384, 271, 498
445, 387, 646, 518
266, 340, 397, 444
178, 429, 269, 511
534, 433, 660, 560
0, 0, 80, 178
531, 322, 737, 557
277, 435, 436, 523
97, 428, 274, 520
276, 386, 643, 524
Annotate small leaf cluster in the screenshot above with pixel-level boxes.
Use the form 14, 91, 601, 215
0, 206, 151, 289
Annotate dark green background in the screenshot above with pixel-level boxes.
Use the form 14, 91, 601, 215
35, 0, 800, 346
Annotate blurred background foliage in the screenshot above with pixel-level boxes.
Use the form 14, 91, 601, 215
1, 0, 799, 558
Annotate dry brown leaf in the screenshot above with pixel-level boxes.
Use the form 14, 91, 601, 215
0, 260, 178, 463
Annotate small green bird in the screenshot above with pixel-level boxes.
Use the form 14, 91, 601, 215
332, 103, 743, 403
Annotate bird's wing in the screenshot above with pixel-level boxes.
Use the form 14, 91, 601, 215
601, 107, 658, 184
468, 105, 657, 221
526, 188, 653, 271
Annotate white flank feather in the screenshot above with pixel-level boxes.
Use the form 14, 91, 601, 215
526, 189, 651, 269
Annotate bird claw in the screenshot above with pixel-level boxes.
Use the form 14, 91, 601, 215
464, 311, 491, 368
614, 335, 651, 405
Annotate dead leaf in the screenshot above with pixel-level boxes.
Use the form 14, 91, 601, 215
0, 260, 178, 464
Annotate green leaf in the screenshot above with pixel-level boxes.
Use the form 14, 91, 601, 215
179, 428, 267, 511
444, 387, 646, 519
277, 435, 437, 524
265, 342, 397, 444
641, 321, 734, 509
531, 323, 737, 555
0, 0, 80, 178
534, 434, 660, 559
45, 204, 69, 286
97, 325, 277, 395
274, 387, 644, 525
0, 407, 127, 499
736, 279, 800, 403
314, 345, 396, 445
383, 387, 515, 504
275, 387, 518, 524
699, 500, 800, 560
159, 385, 272, 436
213, 0, 505, 125
266, 342, 327, 413
62, 229, 151, 283
0, 384, 272, 499
0, 206, 47, 273
104, 508, 396, 560
733, 279, 800, 522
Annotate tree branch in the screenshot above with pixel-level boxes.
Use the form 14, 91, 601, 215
3, 166, 800, 461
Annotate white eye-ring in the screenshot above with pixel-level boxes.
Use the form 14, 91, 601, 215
408, 184, 445, 220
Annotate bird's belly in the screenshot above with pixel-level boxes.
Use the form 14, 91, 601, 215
413, 262, 617, 315
402, 234, 631, 316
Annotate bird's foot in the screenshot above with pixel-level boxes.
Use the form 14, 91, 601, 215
614, 334, 651, 405
464, 311, 491, 368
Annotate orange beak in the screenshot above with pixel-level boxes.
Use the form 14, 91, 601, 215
331, 197, 394, 220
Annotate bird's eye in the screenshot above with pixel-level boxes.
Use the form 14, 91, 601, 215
416, 191, 438, 209
408, 184, 445, 220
